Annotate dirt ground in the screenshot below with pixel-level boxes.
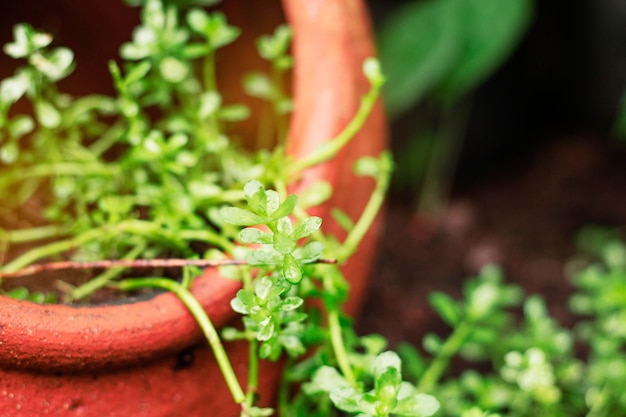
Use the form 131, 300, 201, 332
357, 134, 626, 347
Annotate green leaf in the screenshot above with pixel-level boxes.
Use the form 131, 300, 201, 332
34, 100, 61, 128
428, 291, 461, 326
257, 319, 275, 341
299, 180, 332, 208
279, 296, 304, 311
159, 56, 189, 83
0, 71, 31, 105
124, 61, 152, 85
377, 0, 461, 118
331, 208, 354, 232
247, 248, 282, 266
220, 207, 265, 226
255, 277, 273, 300
283, 253, 303, 284
274, 232, 296, 255
231, 289, 255, 314
373, 350, 402, 378
329, 386, 362, 414
393, 393, 440, 417
243, 180, 268, 215
296, 241, 323, 264
239, 227, 273, 244
4, 24, 52, 58
35, 47, 75, 81
305, 366, 351, 395
438, 0, 533, 101
292, 216, 322, 240
243, 73, 273, 99
269, 194, 298, 221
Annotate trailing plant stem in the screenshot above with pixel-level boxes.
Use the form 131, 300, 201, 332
328, 308, 357, 387
417, 319, 474, 393
287, 79, 383, 174
118, 277, 247, 407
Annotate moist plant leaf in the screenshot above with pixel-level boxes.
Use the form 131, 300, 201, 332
270, 194, 298, 221
243, 180, 268, 216
247, 248, 282, 265
274, 232, 296, 255
283, 253, 303, 284
329, 386, 362, 414
292, 216, 322, 240
393, 393, 440, 417
305, 366, 351, 395
220, 206, 265, 226
239, 227, 273, 244
296, 241, 323, 264
279, 296, 303, 311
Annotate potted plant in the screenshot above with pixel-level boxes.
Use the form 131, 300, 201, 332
0, 0, 388, 416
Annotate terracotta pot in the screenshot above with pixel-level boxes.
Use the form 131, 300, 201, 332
0, 0, 387, 415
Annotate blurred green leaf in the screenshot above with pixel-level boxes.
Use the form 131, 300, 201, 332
377, 0, 461, 118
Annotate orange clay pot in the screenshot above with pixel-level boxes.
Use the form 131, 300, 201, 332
0, 0, 387, 416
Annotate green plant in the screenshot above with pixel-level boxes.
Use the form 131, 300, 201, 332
0, 0, 299, 302
376, 0, 533, 213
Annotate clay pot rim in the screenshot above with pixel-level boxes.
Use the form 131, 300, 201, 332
0, 0, 385, 373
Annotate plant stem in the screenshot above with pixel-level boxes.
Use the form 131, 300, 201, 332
417, 319, 474, 393
245, 338, 259, 412
70, 242, 146, 301
118, 277, 247, 407
287, 78, 383, 174
328, 307, 357, 387
0, 225, 67, 244
338, 151, 392, 263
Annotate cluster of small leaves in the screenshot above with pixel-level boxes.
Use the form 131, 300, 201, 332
0, 0, 294, 299
305, 351, 439, 417
221, 181, 323, 360
380, 227, 626, 417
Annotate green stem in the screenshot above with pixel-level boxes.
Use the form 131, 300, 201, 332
0, 225, 68, 244
337, 151, 392, 263
70, 241, 146, 301
328, 307, 357, 387
417, 319, 474, 392
0, 219, 190, 274
245, 338, 259, 412
287, 78, 383, 174
118, 277, 246, 407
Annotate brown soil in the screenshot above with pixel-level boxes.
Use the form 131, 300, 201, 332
357, 134, 626, 346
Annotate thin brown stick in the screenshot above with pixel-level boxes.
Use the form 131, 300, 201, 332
0, 258, 337, 279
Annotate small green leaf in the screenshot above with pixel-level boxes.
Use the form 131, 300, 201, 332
299, 180, 332, 208
428, 291, 461, 326
159, 56, 189, 83
279, 296, 303, 311
243, 180, 268, 216
331, 208, 354, 232
247, 248, 282, 266
329, 386, 362, 414
239, 227, 273, 244
243, 73, 273, 99
297, 241, 323, 264
292, 216, 322, 240
274, 232, 296, 255
283, 253, 303, 284
257, 319, 275, 341
270, 194, 298, 221
220, 207, 265, 226
34, 100, 61, 128
393, 393, 440, 417
305, 366, 351, 395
